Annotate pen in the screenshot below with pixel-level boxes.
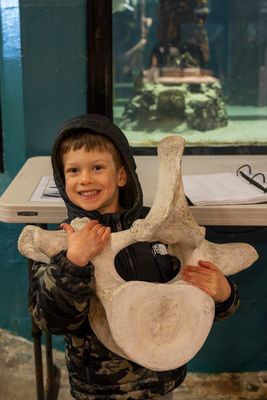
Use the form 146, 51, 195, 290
42, 192, 61, 198
238, 171, 267, 193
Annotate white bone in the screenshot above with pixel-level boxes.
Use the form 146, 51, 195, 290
18, 136, 258, 371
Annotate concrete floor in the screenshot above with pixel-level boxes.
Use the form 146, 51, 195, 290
1, 328, 267, 400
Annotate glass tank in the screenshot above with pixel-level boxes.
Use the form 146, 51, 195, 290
112, 0, 267, 151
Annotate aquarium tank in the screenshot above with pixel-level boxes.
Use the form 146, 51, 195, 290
112, 0, 267, 152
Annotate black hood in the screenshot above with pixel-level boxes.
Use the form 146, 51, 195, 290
51, 114, 143, 225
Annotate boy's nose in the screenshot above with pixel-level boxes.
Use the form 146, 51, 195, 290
79, 171, 93, 184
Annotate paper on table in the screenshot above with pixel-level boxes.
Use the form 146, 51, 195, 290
31, 176, 63, 202
182, 172, 267, 206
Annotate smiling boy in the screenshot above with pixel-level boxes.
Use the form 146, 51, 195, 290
29, 114, 239, 399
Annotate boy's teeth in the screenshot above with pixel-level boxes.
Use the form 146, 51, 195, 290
81, 190, 98, 196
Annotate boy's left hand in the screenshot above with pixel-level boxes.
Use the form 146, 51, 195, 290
182, 260, 231, 303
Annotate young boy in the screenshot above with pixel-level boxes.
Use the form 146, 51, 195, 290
29, 114, 239, 400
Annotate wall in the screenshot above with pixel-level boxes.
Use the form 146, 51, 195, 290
0, 0, 87, 179
0, 0, 87, 351
20, 0, 87, 158
0, 0, 267, 373
0, 0, 25, 178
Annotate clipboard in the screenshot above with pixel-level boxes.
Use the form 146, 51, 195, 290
183, 164, 267, 206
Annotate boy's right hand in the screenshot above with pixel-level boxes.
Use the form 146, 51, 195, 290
61, 220, 111, 267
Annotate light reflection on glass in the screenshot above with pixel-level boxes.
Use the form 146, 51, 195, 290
112, 1, 267, 149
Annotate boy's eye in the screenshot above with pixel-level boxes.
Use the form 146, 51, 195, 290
65, 167, 79, 174
93, 165, 104, 171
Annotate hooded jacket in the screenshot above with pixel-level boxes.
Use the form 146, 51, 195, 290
29, 114, 239, 400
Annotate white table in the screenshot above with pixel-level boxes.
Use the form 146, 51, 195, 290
1, 155, 267, 226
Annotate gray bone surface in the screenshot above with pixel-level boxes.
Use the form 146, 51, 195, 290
18, 136, 258, 371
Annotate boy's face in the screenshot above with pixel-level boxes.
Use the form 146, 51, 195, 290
63, 147, 127, 214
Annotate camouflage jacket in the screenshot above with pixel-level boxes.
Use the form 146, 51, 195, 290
29, 215, 239, 400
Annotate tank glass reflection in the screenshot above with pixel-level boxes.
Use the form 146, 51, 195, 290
112, 0, 267, 148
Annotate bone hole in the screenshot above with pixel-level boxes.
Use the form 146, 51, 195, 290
114, 242, 181, 282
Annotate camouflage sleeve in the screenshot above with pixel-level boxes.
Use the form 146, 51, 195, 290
29, 250, 94, 334
214, 278, 240, 321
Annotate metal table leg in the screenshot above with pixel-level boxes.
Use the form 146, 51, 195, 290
31, 317, 45, 400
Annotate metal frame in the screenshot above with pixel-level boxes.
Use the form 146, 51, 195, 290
87, 0, 113, 118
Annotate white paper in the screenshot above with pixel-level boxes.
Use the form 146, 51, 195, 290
183, 172, 267, 205
30, 176, 63, 202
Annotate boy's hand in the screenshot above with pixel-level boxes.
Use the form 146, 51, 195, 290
61, 220, 111, 267
182, 260, 231, 303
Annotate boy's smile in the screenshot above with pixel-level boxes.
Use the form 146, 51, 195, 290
63, 147, 127, 214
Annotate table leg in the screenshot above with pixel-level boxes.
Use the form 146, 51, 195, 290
31, 317, 45, 400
